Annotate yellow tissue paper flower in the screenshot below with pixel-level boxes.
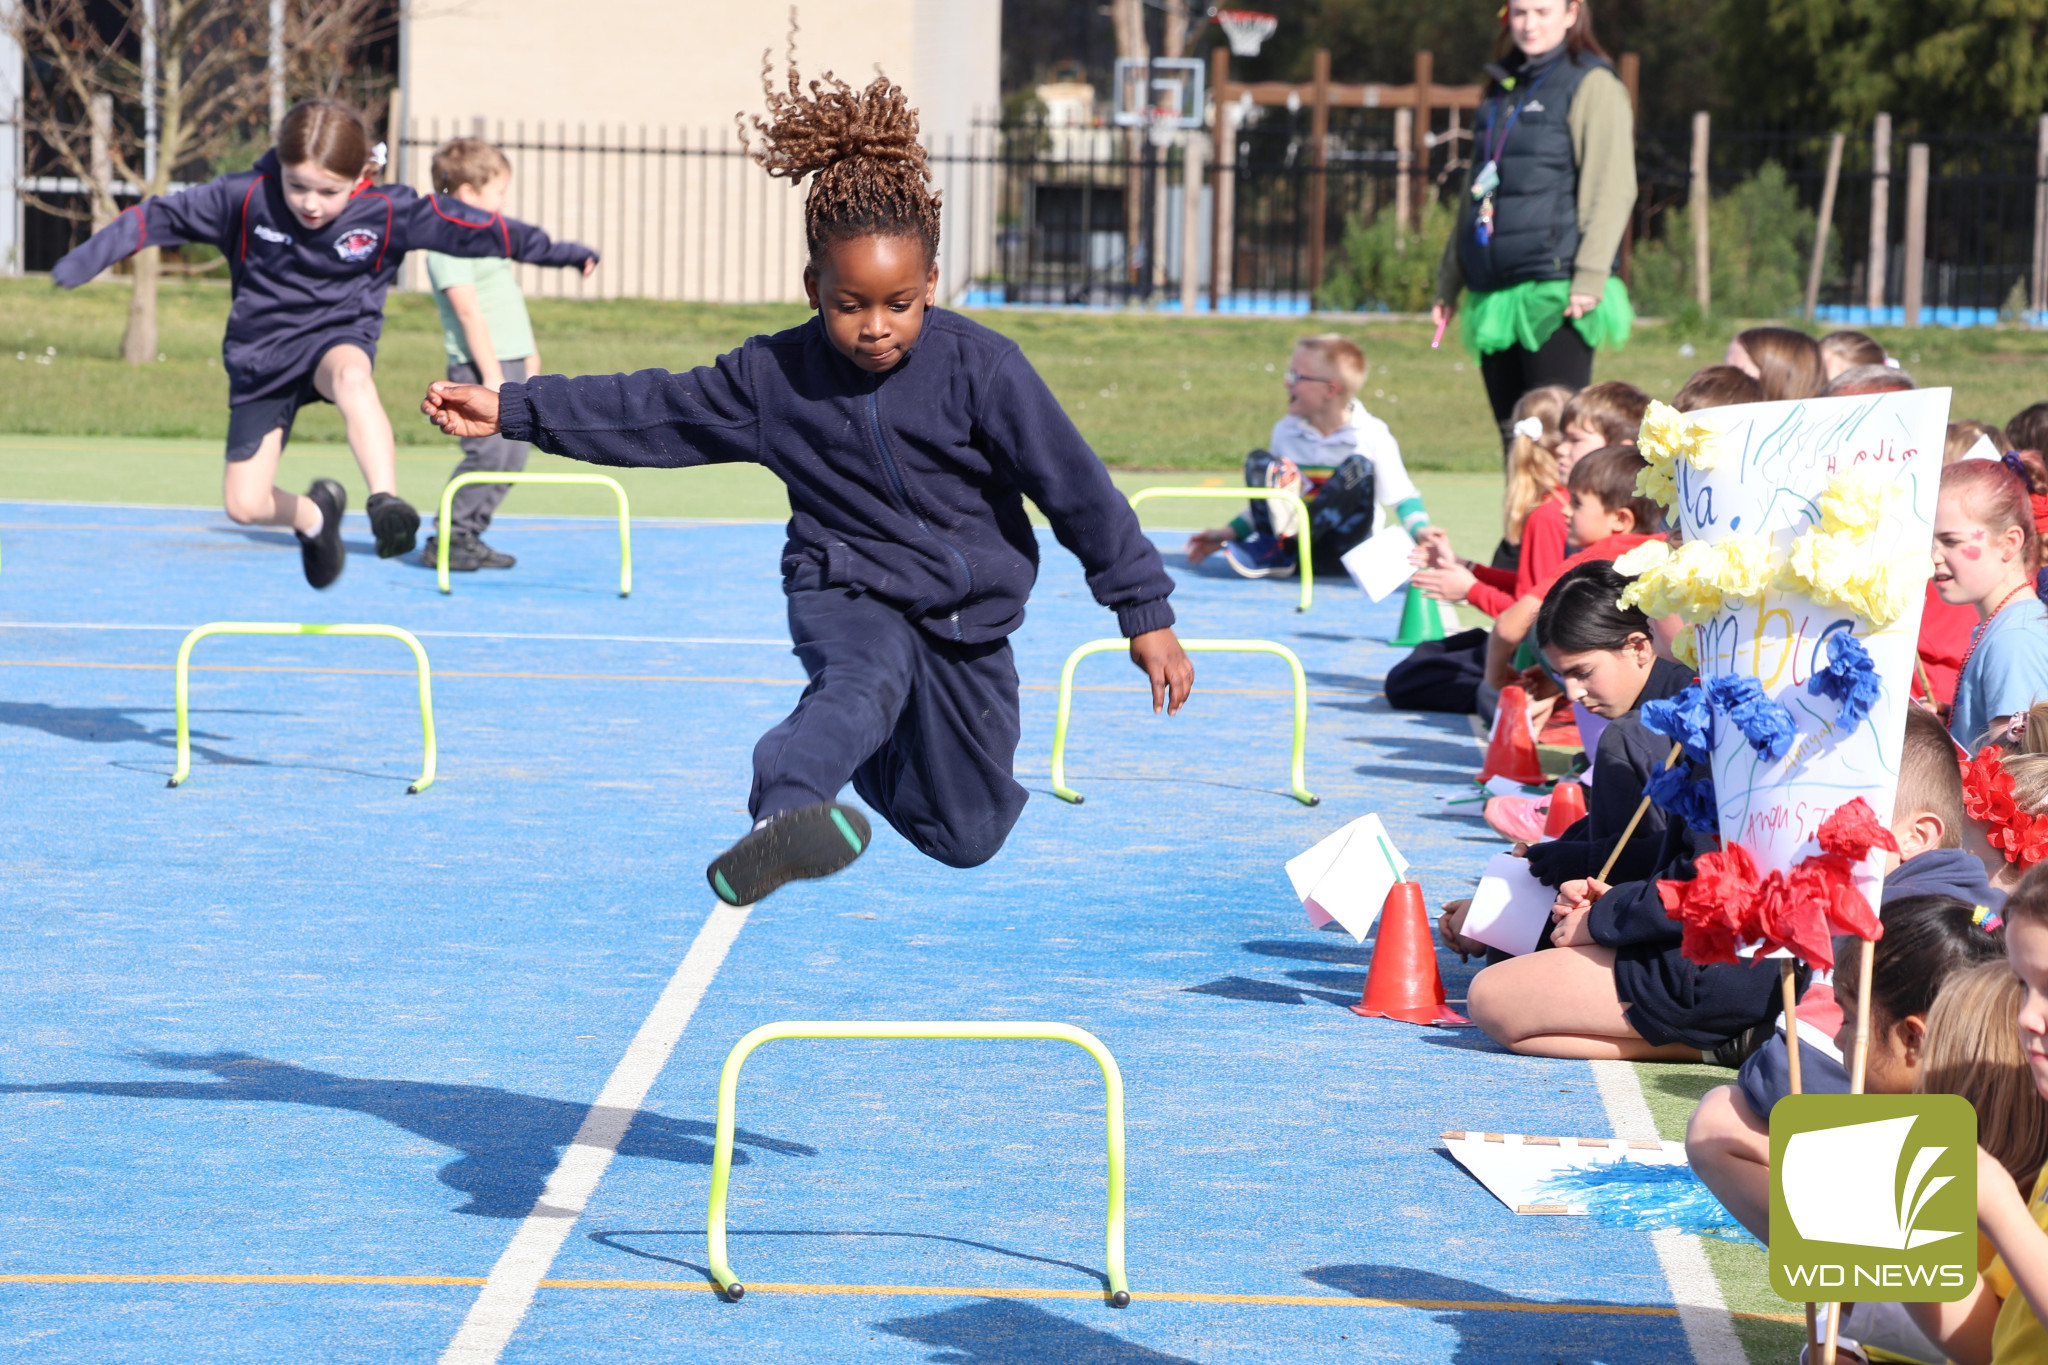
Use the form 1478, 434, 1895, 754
1636, 460, 1677, 508
1777, 527, 1932, 628
1616, 533, 1775, 623
1670, 627, 1699, 667
1637, 399, 1724, 480
1818, 468, 1900, 535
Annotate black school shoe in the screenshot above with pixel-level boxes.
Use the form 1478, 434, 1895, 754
366, 492, 420, 558
1706, 1020, 1775, 1069
420, 533, 516, 571
296, 478, 347, 589
706, 802, 872, 906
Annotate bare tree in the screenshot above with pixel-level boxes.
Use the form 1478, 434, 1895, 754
7, 0, 393, 365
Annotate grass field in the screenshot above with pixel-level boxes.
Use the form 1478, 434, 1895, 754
8, 277, 2048, 475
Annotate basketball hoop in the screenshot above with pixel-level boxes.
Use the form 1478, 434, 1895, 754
1214, 9, 1277, 58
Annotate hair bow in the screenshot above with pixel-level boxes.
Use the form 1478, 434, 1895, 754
1513, 416, 1545, 441
371, 141, 389, 169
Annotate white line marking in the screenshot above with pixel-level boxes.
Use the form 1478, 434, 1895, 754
1593, 1060, 1747, 1365
439, 902, 751, 1364
0, 621, 786, 648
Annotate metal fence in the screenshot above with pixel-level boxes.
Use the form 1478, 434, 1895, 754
17, 109, 2048, 324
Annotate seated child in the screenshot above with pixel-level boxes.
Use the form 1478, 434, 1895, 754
1819, 328, 1887, 381
1725, 325, 1825, 400
1902, 865, 2048, 1364
423, 46, 1193, 904
1492, 384, 1572, 571
1468, 688, 1986, 1064
1411, 380, 1647, 617
1436, 561, 1695, 959
1825, 364, 1916, 397
1183, 334, 1425, 578
1686, 705, 2004, 1235
1919, 422, 2014, 709
1934, 457, 2048, 748
1686, 896, 2001, 1243
1385, 445, 1660, 717
1671, 364, 1762, 411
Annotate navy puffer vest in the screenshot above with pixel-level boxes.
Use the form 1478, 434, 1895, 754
1457, 45, 1613, 295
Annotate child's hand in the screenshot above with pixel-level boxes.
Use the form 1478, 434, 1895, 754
1130, 628, 1194, 716
1414, 526, 1456, 567
582, 257, 598, 278
1184, 528, 1231, 566
422, 381, 503, 439
1551, 906, 1595, 946
1552, 878, 1608, 917
1437, 898, 1487, 961
1412, 564, 1475, 603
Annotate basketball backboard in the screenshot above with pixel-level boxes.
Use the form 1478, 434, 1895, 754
1111, 57, 1206, 130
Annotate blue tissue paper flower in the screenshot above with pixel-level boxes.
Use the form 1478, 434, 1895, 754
1645, 763, 1719, 833
1806, 632, 1883, 731
1640, 684, 1714, 764
1705, 674, 1798, 762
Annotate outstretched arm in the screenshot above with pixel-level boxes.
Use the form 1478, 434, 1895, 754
425, 349, 758, 469
393, 190, 598, 271
50, 177, 240, 287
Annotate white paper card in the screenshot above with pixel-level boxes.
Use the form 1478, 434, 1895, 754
1461, 853, 1554, 957
1340, 525, 1418, 601
1286, 814, 1408, 941
1444, 1131, 1690, 1215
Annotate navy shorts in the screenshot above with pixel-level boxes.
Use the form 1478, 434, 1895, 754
225, 371, 328, 463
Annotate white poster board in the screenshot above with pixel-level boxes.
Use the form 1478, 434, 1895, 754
1443, 1130, 1689, 1214
1643, 390, 1949, 892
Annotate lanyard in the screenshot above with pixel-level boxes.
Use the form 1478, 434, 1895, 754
1480, 61, 1558, 168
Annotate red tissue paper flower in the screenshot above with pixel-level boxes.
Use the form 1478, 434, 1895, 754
1961, 745, 2048, 868
1656, 797, 1896, 969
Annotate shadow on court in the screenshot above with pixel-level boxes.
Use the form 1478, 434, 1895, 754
0, 1050, 815, 1219
0, 701, 257, 764
1303, 1264, 1681, 1364
874, 1298, 1199, 1365
589, 1226, 1109, 1288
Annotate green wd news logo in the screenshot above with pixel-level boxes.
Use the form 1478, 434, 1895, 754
1769, 1095, 1977, 1302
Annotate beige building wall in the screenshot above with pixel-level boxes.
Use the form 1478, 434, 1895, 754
401, 0, 999, 304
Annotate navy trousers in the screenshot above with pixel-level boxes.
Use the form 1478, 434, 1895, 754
750, 581, 1027, 869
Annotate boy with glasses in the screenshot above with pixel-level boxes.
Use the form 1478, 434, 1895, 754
1184, 334, 1429, 577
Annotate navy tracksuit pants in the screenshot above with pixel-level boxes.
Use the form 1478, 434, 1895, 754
749, 581, 1028, 869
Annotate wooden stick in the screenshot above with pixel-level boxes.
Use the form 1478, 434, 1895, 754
1806, 1302, 1820, 1361
1822, 938, 1880, 1365
1780, 958, 1803, 1096
1915, 655, 1937, 705
1595, 741, 1685, 884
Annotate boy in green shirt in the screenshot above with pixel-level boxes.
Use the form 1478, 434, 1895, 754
421, 138, 579, 570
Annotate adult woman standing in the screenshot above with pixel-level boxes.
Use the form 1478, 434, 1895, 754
1432, 0, 1636, 449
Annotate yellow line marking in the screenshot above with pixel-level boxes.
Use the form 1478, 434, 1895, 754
0, 659, 1365, 700
0, 1272, 1802, 1319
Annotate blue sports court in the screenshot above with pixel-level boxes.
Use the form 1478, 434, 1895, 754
0, 498, 1755, 1361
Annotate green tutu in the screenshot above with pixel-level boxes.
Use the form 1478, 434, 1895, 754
1460, 276, 1633, 357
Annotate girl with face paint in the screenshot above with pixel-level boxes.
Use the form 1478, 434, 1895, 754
1935, 459, 2048, 749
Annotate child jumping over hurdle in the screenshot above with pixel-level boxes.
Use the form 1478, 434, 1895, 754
423, 44, 1194, 905
419, 137, 551, 572
50, 101, 597, 589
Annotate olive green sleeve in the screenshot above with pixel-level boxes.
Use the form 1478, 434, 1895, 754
1566, 67, 1637, 300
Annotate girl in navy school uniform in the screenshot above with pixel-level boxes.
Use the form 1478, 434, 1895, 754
51, 101, 597, 589
424, 49, 1196, 905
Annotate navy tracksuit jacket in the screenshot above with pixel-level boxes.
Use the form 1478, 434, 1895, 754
50, 149, 596, 405
499, 308, 1177, 867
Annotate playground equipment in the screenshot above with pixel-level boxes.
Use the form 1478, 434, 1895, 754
168, 623, 437, 793
435, 472, 632, 596
1049, 637, 1317, 806
1127, 486, 1312, 612
706, 1020, 1130, 1306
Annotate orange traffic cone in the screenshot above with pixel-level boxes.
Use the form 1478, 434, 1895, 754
1542, 779, 1587, 838
1351, 881, 1470, 1026
1479, 685, 1547, 786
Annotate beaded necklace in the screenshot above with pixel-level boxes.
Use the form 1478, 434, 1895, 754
1959, 579, 2036, 683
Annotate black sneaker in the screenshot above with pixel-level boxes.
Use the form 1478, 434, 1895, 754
366, 492, 420, 559
706, 802, 872, 906
473, 537, 515, 569
1707, 1021, 1774, 1069
296, 478, 347, 589
421, 533, 517, 571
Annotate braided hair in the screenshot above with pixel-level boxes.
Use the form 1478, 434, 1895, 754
739, 16, 942, 269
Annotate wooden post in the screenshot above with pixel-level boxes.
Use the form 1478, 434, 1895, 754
1412, 51, 1434, 228
1209, 44, 1234, 311
1307, 48, 1331, 295
1869, 112, 1891, 314
1394, 107, 1414, 240
2032, 114, 2048, 319
1903, 141, 1928, 329
1618, 53, 1640, 283
1181, 130, 1204, 313
1804, 132, 1845, 321
1691, 112, 1711, 314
